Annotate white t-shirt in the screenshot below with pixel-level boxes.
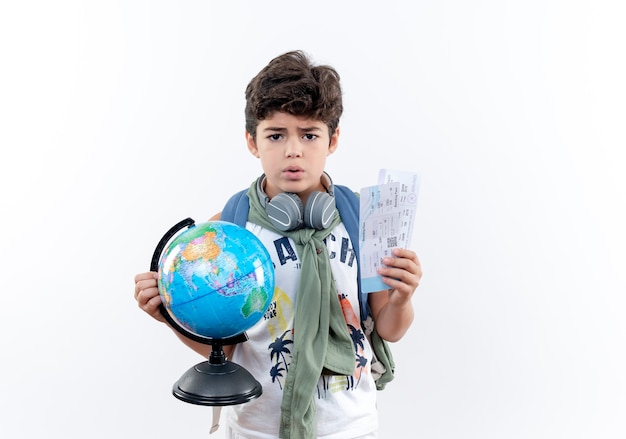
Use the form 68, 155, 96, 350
226, 222, 378, 439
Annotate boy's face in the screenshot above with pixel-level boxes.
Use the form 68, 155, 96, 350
246, 111, 339, 202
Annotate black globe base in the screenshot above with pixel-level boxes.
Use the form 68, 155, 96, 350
172, 360, 263, 406
171, 342, 262, 406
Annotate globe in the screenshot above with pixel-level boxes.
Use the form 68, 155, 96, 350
157, 220, 275, 340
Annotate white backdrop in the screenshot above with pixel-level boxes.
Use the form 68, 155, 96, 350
1, 1, 625, 438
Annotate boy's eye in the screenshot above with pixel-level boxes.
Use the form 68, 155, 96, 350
303, 134, 317, 140
268, 134, 282, 141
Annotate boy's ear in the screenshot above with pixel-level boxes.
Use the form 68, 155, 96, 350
328, 127, 340, 155
246, 131, 260, 157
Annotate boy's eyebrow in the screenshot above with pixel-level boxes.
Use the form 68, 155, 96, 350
262, 126, 323, 132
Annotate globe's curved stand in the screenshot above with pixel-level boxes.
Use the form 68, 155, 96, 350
150, 218, 263, 406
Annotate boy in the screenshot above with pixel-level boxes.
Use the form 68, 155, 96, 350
134, 50, 422, 439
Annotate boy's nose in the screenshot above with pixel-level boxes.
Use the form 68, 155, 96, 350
285, 140, 302, 158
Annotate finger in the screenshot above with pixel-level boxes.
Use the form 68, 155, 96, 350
382, 255, 419, 275
145, 294, 164, 312
146, 295, 166, 322
134, 278, 159, 299
136, 287, 160, 306
134, 271, 158, 283
379, 261, 422, 289
379, 267, 417, 288
136, 278, 158, 292
391, 248, 418, 261
137, 286, 160, 308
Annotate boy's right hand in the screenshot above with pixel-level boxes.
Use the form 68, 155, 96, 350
134, 272, 166, 323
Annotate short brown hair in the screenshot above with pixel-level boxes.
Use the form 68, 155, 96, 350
245, 50, 343, 139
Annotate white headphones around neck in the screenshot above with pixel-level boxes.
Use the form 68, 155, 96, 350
256, 173, 336, 231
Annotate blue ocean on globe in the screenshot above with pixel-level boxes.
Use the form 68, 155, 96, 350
157, 221, 275, 339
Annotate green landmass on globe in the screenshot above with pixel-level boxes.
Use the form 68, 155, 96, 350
157, 221, 275, 339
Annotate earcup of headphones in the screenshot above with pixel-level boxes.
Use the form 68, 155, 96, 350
265, 192, 305, 231
303, 191, 336, 230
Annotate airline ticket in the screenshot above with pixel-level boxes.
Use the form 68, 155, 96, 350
359, 169, 421, 293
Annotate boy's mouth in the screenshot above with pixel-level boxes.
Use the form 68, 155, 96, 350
283, 168, 304, 179
284, 167, 303, 173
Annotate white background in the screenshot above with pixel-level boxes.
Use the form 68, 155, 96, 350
1, 1, 625, 438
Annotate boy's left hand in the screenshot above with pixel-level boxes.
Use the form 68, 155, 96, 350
377, 248, 422, 305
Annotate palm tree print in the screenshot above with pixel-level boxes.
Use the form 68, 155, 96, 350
348, 323, 365, 353
268, 329, 293, 389
354, 353, 368, 387
268, 329, 293, 372
270, 362, 286, 390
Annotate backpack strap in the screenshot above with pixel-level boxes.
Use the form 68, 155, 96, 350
221, 189, 249, 227
333, 185, 369, 319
